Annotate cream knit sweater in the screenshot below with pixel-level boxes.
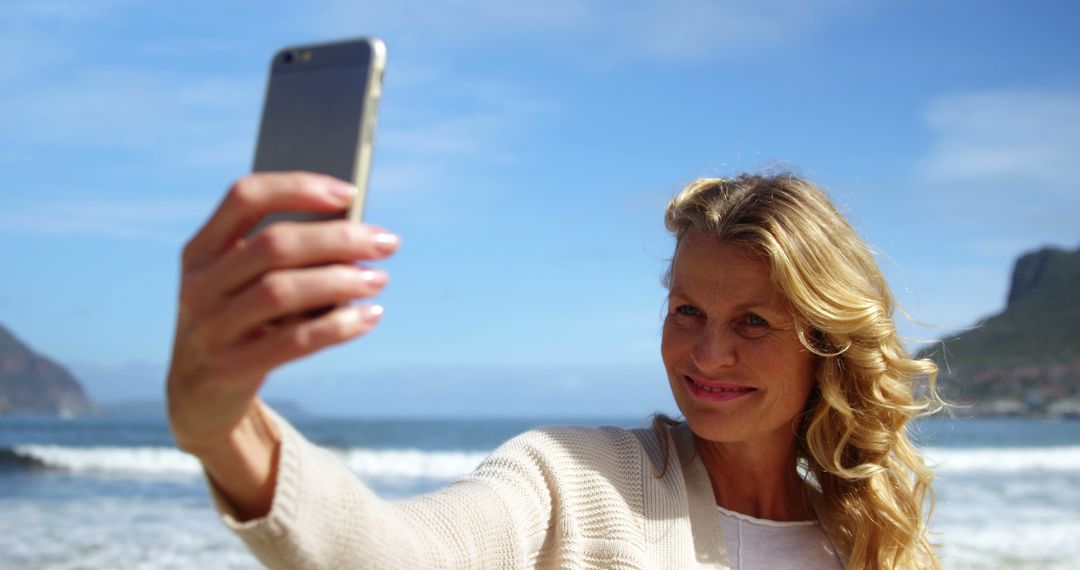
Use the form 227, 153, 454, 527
212, 411, 737, 569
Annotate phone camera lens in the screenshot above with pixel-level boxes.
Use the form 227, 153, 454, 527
282, 51, 296, 64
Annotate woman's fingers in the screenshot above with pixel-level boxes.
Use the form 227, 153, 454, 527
199, 220, 399, 308
183, 172, 358, 271
169, 171, 398, 458
167, 301, 383, 455
213, 303, 384, 379
204, 264, 389, 348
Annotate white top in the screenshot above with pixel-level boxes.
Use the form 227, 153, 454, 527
718, 506, 844, 570
210, 408, 853, 568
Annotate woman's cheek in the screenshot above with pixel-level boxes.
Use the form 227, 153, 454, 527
661, 322, 690, 362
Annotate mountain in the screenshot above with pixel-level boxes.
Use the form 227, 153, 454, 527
919, 245, 1080, 416
0, 323, 97, 415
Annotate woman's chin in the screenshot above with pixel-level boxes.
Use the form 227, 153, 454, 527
679, 411, 746, 444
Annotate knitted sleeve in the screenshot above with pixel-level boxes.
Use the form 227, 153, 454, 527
209, 411, 559, 569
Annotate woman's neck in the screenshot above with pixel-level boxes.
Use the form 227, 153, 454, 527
696, 434, 813, 522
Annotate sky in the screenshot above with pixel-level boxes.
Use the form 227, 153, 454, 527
1, 0, 1077, 417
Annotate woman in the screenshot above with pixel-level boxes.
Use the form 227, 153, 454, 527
167, 171, 942, 569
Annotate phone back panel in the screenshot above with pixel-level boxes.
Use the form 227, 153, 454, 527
252, 38, 384, 224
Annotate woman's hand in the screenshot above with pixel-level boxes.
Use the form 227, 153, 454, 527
166, 172, 398, 517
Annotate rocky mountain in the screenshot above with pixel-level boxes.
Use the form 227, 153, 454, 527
0, 323, 97, 415
919, 245, 1080, 416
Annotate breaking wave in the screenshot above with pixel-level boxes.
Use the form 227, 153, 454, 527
6, 444, 1080, 479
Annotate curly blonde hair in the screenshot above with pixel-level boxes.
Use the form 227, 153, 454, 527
661, 173, 942, 569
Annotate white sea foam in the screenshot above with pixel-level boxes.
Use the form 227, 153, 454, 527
13, 444, 1080, 481
11, 445, 490, 481
0, 498, 260, 570
13, 445, 203, 476
923, 446, 1080, 473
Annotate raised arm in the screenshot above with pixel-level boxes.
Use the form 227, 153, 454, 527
166, 172, 398, 520
164, 173, 647, 568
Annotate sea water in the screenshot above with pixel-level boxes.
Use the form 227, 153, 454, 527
2, 415, 1078, 569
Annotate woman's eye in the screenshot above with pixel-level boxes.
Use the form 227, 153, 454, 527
745, 314, 768, 327
674, 305, 702, 317
733, 313, 771, 339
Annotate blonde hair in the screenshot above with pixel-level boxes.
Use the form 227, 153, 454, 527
661, 173, 943, 569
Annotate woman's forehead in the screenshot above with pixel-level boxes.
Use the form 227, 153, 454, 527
672, 232, 768, 278
670, 232, 783, 306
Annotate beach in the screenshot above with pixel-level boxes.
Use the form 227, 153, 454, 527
2, 414, 1078, 569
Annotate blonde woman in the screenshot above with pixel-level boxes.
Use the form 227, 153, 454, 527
168, 171, 941, 568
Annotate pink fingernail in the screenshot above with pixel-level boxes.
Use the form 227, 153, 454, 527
328, 182, 359, 201
363, 304, 384, 323
358, 269, 388, 285
372, 233, 400, 254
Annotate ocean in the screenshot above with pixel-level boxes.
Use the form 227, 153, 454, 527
2, 414, 1078, 569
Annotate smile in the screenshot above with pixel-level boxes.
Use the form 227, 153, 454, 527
684, 375, 757, 403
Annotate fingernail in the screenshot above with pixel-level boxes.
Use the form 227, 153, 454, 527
363, 304, 384, 323
328, 182, 359, 202
358, 269, 388, 285
340, 304, 382, 326
372, 232, 400, 254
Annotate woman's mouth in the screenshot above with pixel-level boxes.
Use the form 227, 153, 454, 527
684, 375, 757, 403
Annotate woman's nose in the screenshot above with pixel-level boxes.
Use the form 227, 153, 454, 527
690, 322, 737, 373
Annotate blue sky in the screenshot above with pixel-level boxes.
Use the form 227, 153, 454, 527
1, 0, 1077, 417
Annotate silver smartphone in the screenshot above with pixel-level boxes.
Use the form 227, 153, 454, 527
252, 38, 386, 228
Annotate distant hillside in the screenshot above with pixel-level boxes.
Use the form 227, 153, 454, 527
0, 323, 97, 415
919, 245, 1080, 416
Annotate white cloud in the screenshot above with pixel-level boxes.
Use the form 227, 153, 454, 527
318, 0, 856, 64
0, 0, 131, 77
0, 198, 208, 241
916, 89, 1080, 242
0, 69, 259, 165
613, 0, 841, 61
0, 0, 123, 21
381, 116, 504, 157
921, 90, 1080, 192
381, 76, 553, 160
361, 74, 559, 213
0, 1, 259, 170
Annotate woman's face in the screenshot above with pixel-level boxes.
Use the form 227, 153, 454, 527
661, 231, 817, 447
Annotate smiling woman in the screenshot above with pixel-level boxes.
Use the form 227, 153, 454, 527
167, 171, 943, 569
663, 236, 818, 454
659, 174, 945, 569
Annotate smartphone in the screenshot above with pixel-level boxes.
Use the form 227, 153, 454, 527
251, 38, 386, 229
